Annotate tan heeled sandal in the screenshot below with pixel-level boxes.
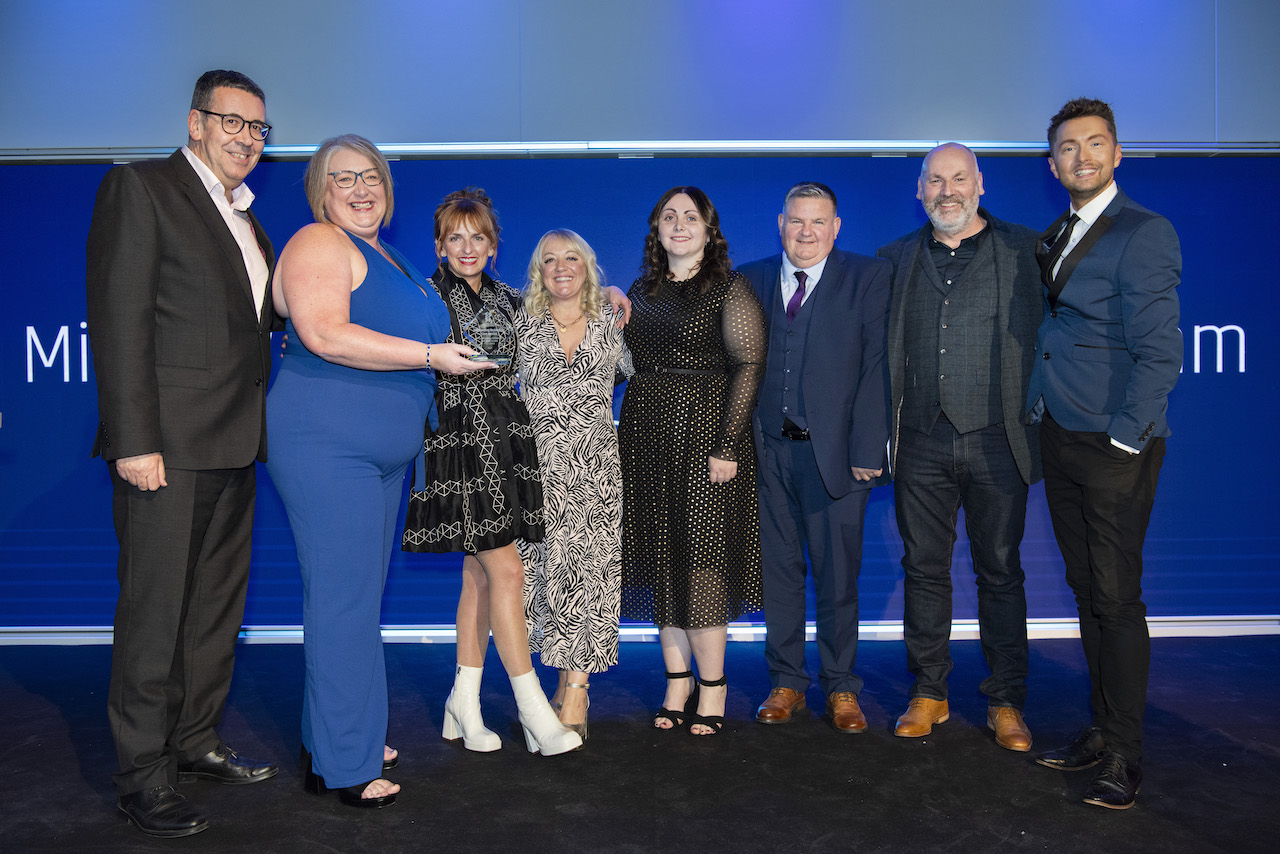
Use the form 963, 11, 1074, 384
561, 681, 590, 741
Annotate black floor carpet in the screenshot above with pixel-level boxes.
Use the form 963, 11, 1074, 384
2, 635, 1277, 853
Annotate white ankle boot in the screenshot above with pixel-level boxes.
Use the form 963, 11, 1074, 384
509, 670, 582, 755
442, 664, 501, 752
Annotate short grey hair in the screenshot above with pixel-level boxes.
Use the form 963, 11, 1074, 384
783, 181, 838, 215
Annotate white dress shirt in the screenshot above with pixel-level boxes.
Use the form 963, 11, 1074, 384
181, 146, 270, 319
780, 253, 829, 308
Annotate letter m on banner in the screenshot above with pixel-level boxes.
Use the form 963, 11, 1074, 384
1193, 325, 1245, 374
27, 325, 70, 381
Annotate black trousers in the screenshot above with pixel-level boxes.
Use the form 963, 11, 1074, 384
107, 463, 256, 795
1040, 414, 1165, 763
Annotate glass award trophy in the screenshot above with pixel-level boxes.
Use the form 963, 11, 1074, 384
461, 305, 516, 366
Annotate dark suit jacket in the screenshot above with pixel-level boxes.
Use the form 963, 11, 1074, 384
740, 248, 892, 499
1024, 188, 1181, 449
86, 150, 276, 470
878, 209, 1043, 485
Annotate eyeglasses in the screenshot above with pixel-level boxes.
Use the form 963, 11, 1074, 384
328, 169, 384, 188
197, 110, 271, 141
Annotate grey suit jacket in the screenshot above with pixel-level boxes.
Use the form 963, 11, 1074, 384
878, 209, 1043, 485
86, 150, 276, 469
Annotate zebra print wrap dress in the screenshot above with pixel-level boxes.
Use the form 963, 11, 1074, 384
518, 304, 633, 672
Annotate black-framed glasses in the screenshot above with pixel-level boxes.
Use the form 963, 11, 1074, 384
197, 109, 270, 141
328, 169, 384, 188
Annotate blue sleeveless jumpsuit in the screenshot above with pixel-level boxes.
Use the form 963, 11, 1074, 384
267, 233, 450, 787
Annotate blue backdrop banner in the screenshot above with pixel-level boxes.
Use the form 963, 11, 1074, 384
2, 154, 1273, 627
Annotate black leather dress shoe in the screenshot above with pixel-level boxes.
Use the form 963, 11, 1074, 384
177, 742, 278, 785
118, 785, 209, 838
1082, 752, 1142, 810
1035, 726, 1106, 770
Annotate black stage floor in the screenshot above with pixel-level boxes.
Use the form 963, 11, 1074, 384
2, 635, 1277, 853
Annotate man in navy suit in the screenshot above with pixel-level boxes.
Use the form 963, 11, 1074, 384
87, 70, 279, 837
878, 144, 1041, 753
740, 182, 891, 733
1026, 98, 1182, 810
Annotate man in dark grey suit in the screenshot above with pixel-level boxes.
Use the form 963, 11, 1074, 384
740, 182, 891, 734
877, 143, 1041, 753
87, 70, 279, 838
1027, 98, 1181, 810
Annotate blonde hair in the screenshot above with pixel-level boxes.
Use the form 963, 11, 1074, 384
524, 229, 606, 319
304, 134, 394, 227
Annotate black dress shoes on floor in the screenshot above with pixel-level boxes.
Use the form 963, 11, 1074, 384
117, 785, 209, 838
177, 742, 279, 785
1035, 726, 1106, 771
1082, 752, 1142, 810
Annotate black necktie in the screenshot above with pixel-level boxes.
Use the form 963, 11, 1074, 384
786, 270, 807, 323
1041, 213, 1080, 289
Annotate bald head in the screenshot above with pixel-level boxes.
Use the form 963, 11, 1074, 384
920, 143, 977, 177
917, 142, 985, 244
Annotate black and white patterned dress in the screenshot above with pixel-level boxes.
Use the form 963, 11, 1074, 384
402, 267, 544, 555
518, 305, 633, 673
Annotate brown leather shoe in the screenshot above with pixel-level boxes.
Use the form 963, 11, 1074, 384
755, 687, 806, 724
894, 697, 949, 737
987, 706, 1033, 752
826, 691, 867, 734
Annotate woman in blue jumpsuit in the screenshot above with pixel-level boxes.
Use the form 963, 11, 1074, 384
266, 136, 490, 807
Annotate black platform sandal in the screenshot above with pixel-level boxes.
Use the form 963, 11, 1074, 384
653, 670, 699, 731
689, 674, 727, 737
301, 747, 397, 809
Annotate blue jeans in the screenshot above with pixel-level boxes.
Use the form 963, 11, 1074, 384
895, 416, 1029, 708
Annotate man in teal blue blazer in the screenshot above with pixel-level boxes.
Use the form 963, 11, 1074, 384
1026, 98, 1182, 810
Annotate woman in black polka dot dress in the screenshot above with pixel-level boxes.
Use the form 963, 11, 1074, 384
619, 186, 767, 736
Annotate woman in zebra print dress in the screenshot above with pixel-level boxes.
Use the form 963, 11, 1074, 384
517, 230, 633, 740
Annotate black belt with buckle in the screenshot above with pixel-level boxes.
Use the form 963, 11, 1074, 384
638, 366, 725, 376
781, 426, 810, 441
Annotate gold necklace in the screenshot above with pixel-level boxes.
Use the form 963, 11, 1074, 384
550, 310, 585, 331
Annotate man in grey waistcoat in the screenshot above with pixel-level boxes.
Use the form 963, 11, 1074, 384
876, 143, 1042, 751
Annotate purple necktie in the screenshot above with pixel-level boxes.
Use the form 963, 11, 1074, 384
785, 270, 807, 323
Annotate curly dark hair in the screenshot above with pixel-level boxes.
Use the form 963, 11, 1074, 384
638, 186, 732, 295
1047, 98, 1117, 149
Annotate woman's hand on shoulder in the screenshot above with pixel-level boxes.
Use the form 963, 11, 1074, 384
603, 285, 632, 328
429, 342, 497, 375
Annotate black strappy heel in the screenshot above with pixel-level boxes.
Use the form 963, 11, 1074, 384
689, 675, 727, 737
653, 670, 699, 731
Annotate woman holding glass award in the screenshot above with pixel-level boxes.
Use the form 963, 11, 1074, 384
401, 187, 575, 756
267, 137, 492, 807
402, 188, 629, 755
